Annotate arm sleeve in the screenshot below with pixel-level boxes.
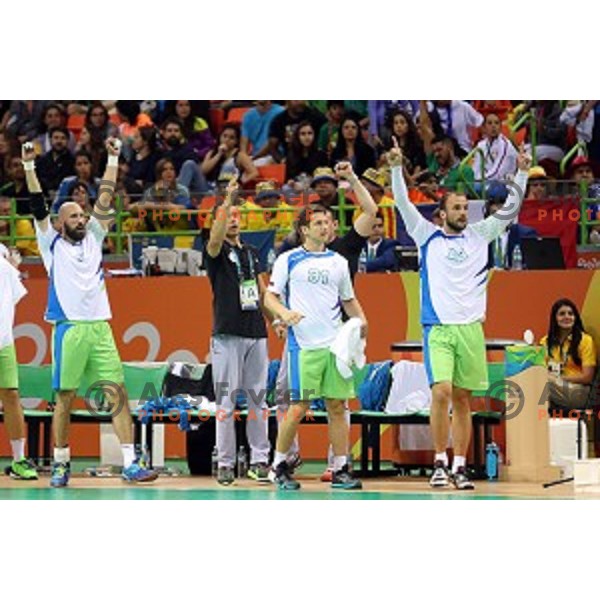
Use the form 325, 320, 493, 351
391, 165, 437, 246
464, 102, 484, 128
338, 258, 355, 301
471, 169, 529, 242
87, 216, 107, 244
580, 336, 597, 367
267, 253, 289, 296
34, 219, 59, 271
9, 264, 27, 305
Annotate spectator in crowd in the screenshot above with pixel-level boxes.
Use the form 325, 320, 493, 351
318, 100, 345, 157
35, 126, 75, 194
34, 103, 76, 154
116, 155, 144, 209
0, 132, 20, 186
267, 101, 326, 163
485, 183, 537, 269
240, 101, 284, 165
408, 170, 440, 204
309, 167, 339, 215
363, 212, 401, 273
85, 101, 119, 140
116, 100, 153, 159
330, 114, 377, 175
540, 298, 597, 410
0, 101, 48, 142
128, 126, 162, 187
160, 116, 209, 196
75, 126, 107, 178
379, 108, 426, 178
167, 100, 215, 161
0, 196, 39, 256
472, 112, 519, 183
0, 155, 30, 215
427, 100, 484, 155
427, 135, 474, 194
53, 150, 100, 212
202, 122, 258, 188
568, 155, 600, 244
66, 181, 93, 214
285, 121, 328, 185
472, 100, 513, 123
352, 168, 397, 238
525, 166, 548, 200
524, 101, 566, 170
367, 101, 420, 148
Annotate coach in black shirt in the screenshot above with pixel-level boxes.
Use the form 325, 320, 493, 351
204, 178, 281, 486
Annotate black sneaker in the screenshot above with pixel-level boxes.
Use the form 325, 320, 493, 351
429, 460, 450, 488
217, 466, 235, 486
272, 461, 300, 490
287, 453, 304, 474
450, 467, 475, 490
247, 463, 271, 484
331, 464, 362, 490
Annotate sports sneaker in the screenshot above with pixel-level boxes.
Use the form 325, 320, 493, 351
50, 462, 70, 488
217, 466, 235, 486
247, 463, 271, 484
287, 453, 304, 474
450, 467, 475, 490
320, 468, 333, 483
273, 461, 301, 490
429, 460, 450, 488
7, 458, 38, 480
331, 465, 362, 490
122, 459, 159, 483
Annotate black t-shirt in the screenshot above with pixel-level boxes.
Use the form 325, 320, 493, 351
205, 240, 268, 339
269, 108, 326, 156
328, 226, 367, 281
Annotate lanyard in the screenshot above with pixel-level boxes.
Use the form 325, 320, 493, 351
229, 244, 256, 282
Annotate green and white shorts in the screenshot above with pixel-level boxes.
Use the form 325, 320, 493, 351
0, 344, 18, 389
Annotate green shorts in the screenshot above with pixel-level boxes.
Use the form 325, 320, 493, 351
0, 344, 18, 389
423, 322, 488, 391
52, 321, 124, 391
287, 346, 354, 402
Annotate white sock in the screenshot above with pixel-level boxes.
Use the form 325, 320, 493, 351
333, 455, 347, 472
54, 447, 70, 464
435, 452, 448, 466
121, 444, 135, 468
274, 451, 288, 467
10, 438, 25, 462
452, 455, 466, 474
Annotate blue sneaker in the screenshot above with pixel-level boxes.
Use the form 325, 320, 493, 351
122, 459, 158, 483
50, 462, 70, 488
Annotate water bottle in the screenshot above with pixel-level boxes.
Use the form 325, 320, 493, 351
358, 248, 367, 274
237, 446, 248, 478
511, 244, 523, 270
211, 446, 218, 477
486, 442, 499, 480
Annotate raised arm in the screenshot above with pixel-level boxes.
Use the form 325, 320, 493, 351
388, 137, 436, 244
334, 161, 377, 236
92, 137, 121, 230
21, 142, 50, 232
472, 146, 531, 242
206, 178, 237, 258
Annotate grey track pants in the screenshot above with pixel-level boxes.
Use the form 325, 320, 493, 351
211, 334, 270, 468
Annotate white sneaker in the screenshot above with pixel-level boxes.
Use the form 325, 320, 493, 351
429, 460, 450, 488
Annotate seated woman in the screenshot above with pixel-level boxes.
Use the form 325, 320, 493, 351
330, 113, 376, 175
201, 122, 258, 188
540, 298, 597, 410
285, 120, 328, 188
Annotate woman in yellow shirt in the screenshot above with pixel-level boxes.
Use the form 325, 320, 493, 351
540, 298, 597, 410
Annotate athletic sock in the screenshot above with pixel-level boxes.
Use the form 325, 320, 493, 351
274, 451, 288, 468
435, 452, 448, 467
54, 447, 70, 464
10, 438, 25, 462
333, 455, 348, 472
121, 444, 135, 468
452, 455, 466, 474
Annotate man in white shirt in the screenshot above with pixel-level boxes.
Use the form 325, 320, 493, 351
472, 113, 518, 182
430, 101, 484, 154
388, 137, 530, 490
0, 247, 38, 480
265, 204, 368, 490
22, 138, 157, 487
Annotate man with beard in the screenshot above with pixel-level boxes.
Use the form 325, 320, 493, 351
35, 126, 75, 194
389, 137, 530, 490
22, 137, 157, 487
160, 116, 208, 195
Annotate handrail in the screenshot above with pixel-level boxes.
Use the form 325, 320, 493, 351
560, 141, 587, 176
509, 108, 537, 165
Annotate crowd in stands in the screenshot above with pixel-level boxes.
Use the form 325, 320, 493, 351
1, 100, 600, 263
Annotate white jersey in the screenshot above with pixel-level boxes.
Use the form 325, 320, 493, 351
268, 247, 355, 350
0, 259, 27, 348
35, 217, 111, 322
391, 166, 529, 326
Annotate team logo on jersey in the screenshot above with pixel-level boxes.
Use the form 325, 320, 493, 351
446, 247, 468, 264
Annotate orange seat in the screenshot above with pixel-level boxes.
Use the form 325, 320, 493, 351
67, 114, 85, 136
227, 106, 251, 124
209, 108, 225, 135
256, 164, 286, 186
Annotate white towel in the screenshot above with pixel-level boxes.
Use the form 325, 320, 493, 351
329, 318, 366, 379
